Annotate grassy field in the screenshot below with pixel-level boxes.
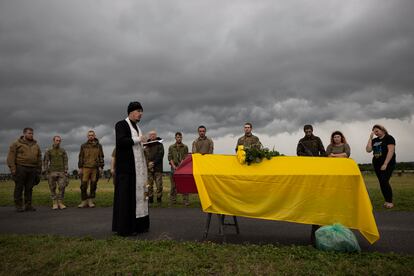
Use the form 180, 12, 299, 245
1, 235, 414, 275
1, 174, 413, 275
0, 174, 412, 210
0, 176, 201, 209
363, 173, 414, 211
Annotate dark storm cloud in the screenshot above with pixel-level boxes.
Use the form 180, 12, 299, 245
1, 0, 413, 170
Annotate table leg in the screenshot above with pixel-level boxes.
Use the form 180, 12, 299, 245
218, 214, 225, 236
218, 214, 226, 242
233, 216, 240, 234
203, 213, 212, 238
204, 214, 240, 240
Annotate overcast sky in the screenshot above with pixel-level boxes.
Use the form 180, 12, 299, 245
1, 0, 413, 172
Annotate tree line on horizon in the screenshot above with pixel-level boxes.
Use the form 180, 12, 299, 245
358, 162, 414, 172
1, 162, 414, 181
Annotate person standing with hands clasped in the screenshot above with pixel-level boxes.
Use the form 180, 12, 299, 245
366, 124, 396, 209
326, 131, 351, 158
296, 125, 326, 157
43, 135, 69, 210
7, 127, 42, 212
77, 130, 104, 208
168, 132, 189, 206
192, 125, 214, 154
235, 122, 262, 152
144, 130, 164, 204
296, 124, 325, 245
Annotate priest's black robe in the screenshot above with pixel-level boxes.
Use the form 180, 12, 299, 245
112, 119, 149, 236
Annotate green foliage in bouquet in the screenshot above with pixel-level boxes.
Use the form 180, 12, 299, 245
244, 146, 281, 165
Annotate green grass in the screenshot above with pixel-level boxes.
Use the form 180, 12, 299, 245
0, 234, 413, 275
1, 174, 413, 210
1, 175, 414, 274
0, 176, 200, 208
363, 174, 414, 211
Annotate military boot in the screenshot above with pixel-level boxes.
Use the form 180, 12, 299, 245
58, 200, 67, 209
88, 198, 95, 208
15, 199, 24, 212
78, 200, 88, 208
24, 204, 36, 212
52, 200, 59, 210
183, 194, 190, 207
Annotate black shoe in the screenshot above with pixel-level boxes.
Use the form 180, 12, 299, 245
25, 206, 36, 212
148, 197, 153, 203
157, 197, 162, 203
15, 206, 24, 212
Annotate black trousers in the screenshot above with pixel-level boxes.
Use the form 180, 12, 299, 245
14, 165, 37, 206
373, 162, 395, 203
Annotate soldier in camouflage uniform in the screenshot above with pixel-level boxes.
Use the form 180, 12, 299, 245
235, 122, 262, 152
78, 130, 104, 208
43, 136, 68, 210
168, 132, 189, 206
144, 130, 164, 204
192, 125, 214, 154
7, 127, 42, 212
296, 125, 326, 157
296, 124, 326, 245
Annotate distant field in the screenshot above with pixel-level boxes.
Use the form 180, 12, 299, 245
0, 174, 413, 211
0, 176, 200, 209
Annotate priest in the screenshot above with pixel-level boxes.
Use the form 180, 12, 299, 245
112, 101, 149, 236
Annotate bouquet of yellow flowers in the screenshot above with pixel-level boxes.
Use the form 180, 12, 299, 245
237, 145, 247, 164
237, 145, 281, 165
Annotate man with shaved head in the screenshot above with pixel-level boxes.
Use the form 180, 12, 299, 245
43, 135, 68, 210
78, 130, 104, 208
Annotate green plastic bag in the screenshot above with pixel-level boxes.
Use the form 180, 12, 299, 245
315, 223, 361, 252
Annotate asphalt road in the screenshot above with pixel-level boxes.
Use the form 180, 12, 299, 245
1, 206, 413, 254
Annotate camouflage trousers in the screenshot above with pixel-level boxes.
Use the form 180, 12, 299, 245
147, 170, 163, 199
169, 168, 189, 204
48, 172, 67, 200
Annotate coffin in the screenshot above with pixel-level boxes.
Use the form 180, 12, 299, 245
173, 154, 198, 194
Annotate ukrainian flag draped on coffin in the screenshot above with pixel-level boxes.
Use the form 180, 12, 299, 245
192, 154, 379, 244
